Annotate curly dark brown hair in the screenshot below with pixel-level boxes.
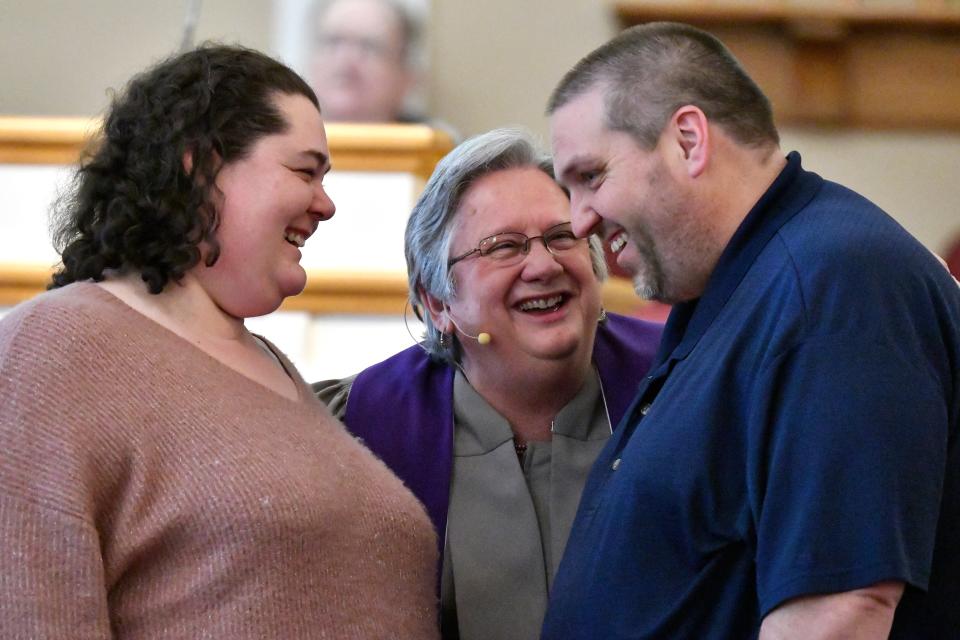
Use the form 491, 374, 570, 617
50, 44, 319, 294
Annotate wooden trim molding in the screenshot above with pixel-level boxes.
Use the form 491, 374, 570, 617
0, 117, 652, 317
614, 2, 960, 28
0, 264, 412, 314
0, 263, 645, 317
0, 117, 454, 181
325, 123, 455, 182
613, 1, 960, 129
0, 118, 457, 315
0, 117, 99, 165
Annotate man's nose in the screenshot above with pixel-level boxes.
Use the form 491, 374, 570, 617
570, 195, 601, 238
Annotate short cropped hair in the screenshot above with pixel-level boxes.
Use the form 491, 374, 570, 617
50, 44, 318, 294
547, 22, 779, 150
405, 127, 607, 363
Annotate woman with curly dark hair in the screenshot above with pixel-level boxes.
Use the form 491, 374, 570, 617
0, 44, 438, 639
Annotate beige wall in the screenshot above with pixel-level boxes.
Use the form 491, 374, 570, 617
778, 128, 960, 250
2, 0, 958, 250
0, 0, 272, 117
427, 1, 960, 252
429, 0, 618, 138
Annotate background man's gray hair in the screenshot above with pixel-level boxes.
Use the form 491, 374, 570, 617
405, 127, 608, 363
547, 21, 779, 150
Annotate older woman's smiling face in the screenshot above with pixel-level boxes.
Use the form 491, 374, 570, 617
439, 166, 603, 374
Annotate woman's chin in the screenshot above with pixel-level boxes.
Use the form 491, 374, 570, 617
277, 270, 308, 299
520, 330, 584, 363
223, 285, 295, 319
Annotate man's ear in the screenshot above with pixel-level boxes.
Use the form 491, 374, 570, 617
667, 105, 709, 178
419, 285, 451, 333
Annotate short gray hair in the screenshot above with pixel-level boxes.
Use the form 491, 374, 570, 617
405, 127, 607, 363
547, 22, 779, 150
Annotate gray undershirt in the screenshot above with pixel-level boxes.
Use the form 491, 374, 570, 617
442, 368, 611, 640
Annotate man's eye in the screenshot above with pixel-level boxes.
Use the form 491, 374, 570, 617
357, 38, 388, 57
581, 170, 602, 188
294, 168, 316, 180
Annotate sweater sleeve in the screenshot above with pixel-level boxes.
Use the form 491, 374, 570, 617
0, 494, 112, 638
0, 302, 112, 638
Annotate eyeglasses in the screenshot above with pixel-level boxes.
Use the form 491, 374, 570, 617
316, 33, 400, 63
447, 222, 583, 269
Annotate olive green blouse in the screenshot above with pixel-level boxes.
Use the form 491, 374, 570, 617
315, 367, 612, 640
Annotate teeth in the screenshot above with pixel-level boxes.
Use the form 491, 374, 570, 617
610, 234, 627, 254
519, 295, 563, 311
284, 230, 306, 248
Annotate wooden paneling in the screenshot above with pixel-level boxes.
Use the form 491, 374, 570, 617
0, 118, 453, 315
0, 263, 644, 316
0, 117, 454, 182
613, 1, 960, 129
0, 264, 410, 314
0, 117, 646, 316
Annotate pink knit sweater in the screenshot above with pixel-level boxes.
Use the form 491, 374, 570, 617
0, 283, 438, 639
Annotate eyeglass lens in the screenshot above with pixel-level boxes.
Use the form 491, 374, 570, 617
479, 224, 579, 262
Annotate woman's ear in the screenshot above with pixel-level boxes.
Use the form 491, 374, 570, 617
419, 285, 451, 333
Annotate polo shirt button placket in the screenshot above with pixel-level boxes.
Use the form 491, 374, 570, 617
610, 395, 654, 475
611, 402, 651, 472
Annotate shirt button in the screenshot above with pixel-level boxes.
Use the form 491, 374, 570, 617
612, 458, 621, 470
640, 403, 652, 416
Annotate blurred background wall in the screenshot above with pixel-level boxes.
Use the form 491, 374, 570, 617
2, 0, 957, 251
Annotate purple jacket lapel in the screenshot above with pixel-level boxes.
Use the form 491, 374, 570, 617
344, 313, 662, 551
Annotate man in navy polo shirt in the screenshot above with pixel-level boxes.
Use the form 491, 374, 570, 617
544, 22, 959, 639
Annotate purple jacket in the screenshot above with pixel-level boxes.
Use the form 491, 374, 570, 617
344, 312, 663, 552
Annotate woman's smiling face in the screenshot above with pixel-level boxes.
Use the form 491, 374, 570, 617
196, 92, 335, 319
439, 166, 602, 372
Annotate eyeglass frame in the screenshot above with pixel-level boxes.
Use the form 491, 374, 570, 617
315, 33, 404, 63
446, 221, 583, 270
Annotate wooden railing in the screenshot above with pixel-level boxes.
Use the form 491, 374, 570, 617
0, 116, 644, 315
0, 263, 642, 315
0, 116, 455, 178
613, 0, 960, 129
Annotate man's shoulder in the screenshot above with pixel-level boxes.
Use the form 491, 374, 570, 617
773, 181, 942, 294
747, 181, 960, 363
778, 180, 920, 260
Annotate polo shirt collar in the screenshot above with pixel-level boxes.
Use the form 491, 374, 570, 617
653, 151, 823, 368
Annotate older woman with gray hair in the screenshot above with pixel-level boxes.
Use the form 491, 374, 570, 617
314, 128, 662, 639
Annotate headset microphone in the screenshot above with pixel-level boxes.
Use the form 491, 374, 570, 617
447, 314, 491, 345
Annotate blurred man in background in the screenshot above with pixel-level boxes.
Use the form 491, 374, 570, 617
306, 0, 423, 123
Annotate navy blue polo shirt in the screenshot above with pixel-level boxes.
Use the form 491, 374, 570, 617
541, 153, 960, 639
